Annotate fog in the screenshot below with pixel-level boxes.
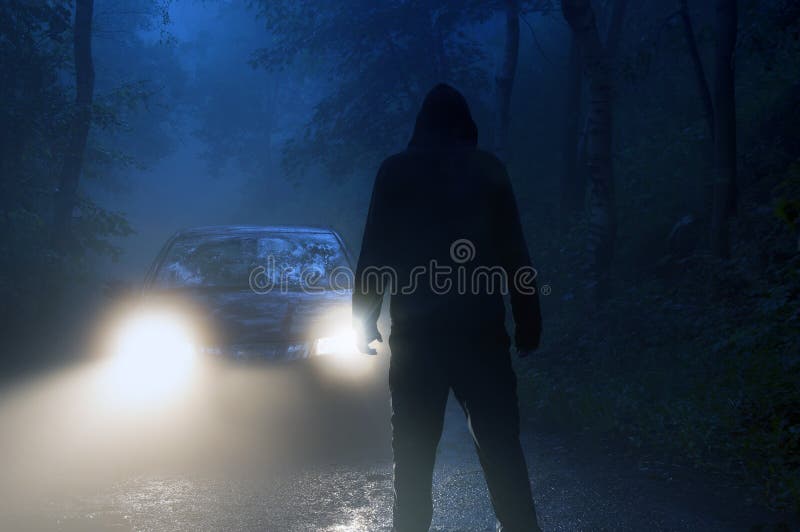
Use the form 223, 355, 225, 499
0, 355, 391, 530
2, 0, 798, 529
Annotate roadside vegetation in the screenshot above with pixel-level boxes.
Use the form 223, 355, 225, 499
515, 1, 800, 509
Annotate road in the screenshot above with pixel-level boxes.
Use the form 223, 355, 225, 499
0, 358, 788, 531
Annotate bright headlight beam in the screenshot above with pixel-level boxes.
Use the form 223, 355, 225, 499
314, 327, 375, 379
103, 310, 197, 407
315, 329, 359, 357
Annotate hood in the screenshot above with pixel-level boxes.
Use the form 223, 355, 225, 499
408, 83, 478, 149
156, 288, 350, 347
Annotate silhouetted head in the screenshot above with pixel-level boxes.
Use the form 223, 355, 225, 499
408, 83, 478, 149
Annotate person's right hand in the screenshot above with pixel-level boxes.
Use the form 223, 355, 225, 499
517, 347, 536, 359
356, 330, 383, 356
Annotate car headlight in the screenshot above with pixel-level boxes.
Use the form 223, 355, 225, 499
315, 328, 358, 357
104, 310, 197, 406
314, 326, 375, 379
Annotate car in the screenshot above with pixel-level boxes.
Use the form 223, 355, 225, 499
138, 225, 358, 361
97, 225, 385, 453
101, 224, 374, 404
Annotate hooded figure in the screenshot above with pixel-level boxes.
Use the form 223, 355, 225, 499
353, 84, 542, 532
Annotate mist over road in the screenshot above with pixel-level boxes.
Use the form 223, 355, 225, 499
0, 358, 773, 532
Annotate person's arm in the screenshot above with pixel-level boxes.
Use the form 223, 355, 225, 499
494, 163, 542, 353
352, 162, 389, 354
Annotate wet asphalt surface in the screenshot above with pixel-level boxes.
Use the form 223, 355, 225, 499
0, 359, 792, 532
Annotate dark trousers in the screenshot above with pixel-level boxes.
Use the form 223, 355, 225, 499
388, 336, 541, 532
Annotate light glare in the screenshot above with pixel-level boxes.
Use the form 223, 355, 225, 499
315, 327, 375, 379
316, 329, 358, 357
103, 311, 197, 407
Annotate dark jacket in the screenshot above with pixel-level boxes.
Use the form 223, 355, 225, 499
352, 84, 541, 350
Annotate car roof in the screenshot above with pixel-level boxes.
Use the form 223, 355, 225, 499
173, 225, 338, 238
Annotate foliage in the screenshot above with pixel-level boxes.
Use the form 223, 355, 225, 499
250, 0, 512, 180
513, 0, 800, 510
0, 1, 166, 347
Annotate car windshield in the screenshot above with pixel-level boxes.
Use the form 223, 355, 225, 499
153, 231, 349, 290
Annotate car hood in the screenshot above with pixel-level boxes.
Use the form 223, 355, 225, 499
151, 288, 351, 347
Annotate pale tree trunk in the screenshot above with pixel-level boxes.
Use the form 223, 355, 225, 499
563, 0, 615, 302
560, 36, 583, 229
494, 0, 519, 162
710, 0, 737, 258
52, 0, 95, 252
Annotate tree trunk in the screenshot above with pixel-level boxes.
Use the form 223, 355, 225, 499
679, 0, 714, 137
494, 0, 519, 162
710, 0, 737, 258
560, 36, 583, 229
52, 0, 95, 252
571, 0, 625, 231
678, 0, 716, 224
604, 0, 628, 61
563, 0, 615, 302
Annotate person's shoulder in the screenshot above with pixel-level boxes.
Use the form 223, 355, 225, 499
471, 149, 506, 171
470, 149, 510, 188
375, 151, 410, 177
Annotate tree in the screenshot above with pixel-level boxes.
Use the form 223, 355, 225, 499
562, 0, 615, 302
561, 0, 626, 232
710, 0, 738, 258
559, 35, 583, 229
252, 0, 496, 180
678, 0, 714, 138
52, 0, 95, 251
0, 0, 138, 340
677, 0, 716, 233
604, 0, 628, 61
494, 0, 520, 162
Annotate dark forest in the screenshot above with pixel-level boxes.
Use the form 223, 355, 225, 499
1, 1, 798, 530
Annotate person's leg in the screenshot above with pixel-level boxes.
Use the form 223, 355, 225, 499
388, 339, 450, 532
451, 346, 541, 532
